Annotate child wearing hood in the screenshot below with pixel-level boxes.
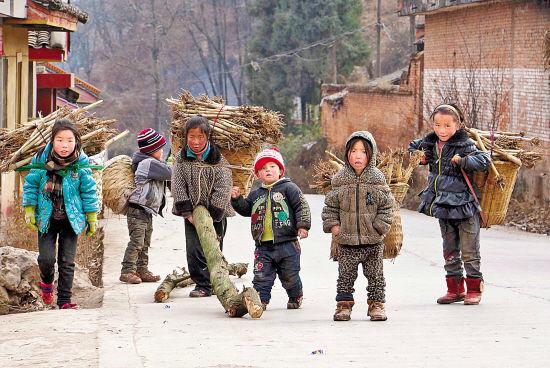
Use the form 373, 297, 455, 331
322, 131, 394, 321
231, 147, 311, 310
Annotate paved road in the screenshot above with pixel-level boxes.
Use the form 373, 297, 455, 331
1, 194, 549, 368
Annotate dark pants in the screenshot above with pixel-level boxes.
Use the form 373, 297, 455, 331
336, 243, 385, 302
253, 241, 303, 304
439, 216, 482, 279
121, 206, 153, 273
185, 217, 226, 293
37, 218, 78, 306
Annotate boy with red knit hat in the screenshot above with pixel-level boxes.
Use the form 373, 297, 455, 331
231, 147, 311, 310
120, 128, 172, 284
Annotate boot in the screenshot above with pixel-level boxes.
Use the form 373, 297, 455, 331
119, 272, 142, 284
136, 269, 161, 283
287, 296, 302, 309
367, 300, 388, 321
464, 277, 483, 305
437, 276, 465, 304
39, 281, 54, 306
333, 301, 354, 321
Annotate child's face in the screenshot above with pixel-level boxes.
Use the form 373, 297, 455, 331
433, 113, 459, 142
257, 161, 281, 185
186, 127, 208, 153
52, 129, 76, 158
348, 140, 369, 175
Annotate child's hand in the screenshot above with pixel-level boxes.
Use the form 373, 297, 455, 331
185, 215, 194, 225
85, 212, 97, 237
451, 154, 461, 165
331, 225, 340, 236
298, 228, 308, 239
231, 186, 241, 199
419, 151, 427, 165
24, 206, 37, 231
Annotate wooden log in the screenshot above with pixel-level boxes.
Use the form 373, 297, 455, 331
154, 267, 192, 303
193, 205, 263, 318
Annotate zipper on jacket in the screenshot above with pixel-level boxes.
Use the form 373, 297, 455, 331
429, 145, 443, 216
260, 188, 274, 242
356, 179, 361, 244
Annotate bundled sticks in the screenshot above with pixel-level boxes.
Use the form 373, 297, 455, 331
465, 127, 543, 170
311, 149, 424, 194
0, 101, 118, 172
167, 90, 284, 152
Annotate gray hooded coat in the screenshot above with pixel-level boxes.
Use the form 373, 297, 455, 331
322, 131, 395, 246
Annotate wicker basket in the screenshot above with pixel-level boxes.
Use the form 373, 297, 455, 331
473, 160, 520, 227
92, 169, 103, 213
220, 147, 259, 196
102, 155, 135, 215
383, 182, 409, 260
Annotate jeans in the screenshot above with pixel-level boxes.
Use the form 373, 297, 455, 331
121, 206, 153, 273
253, 240, 303, 303
439, 215, 482, 279
185, 217, 226, 293
37, 218, 78, 306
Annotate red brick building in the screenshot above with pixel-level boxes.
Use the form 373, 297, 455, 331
321, 0, 549, 200
320, 52, 424, 152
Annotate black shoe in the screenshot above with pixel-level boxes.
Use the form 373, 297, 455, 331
287, 296, 302, 309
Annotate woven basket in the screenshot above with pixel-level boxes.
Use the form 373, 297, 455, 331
102, 155, 135, 215
383, 182, 409, 260
220, 147, 259, 196
473, 160, 520, 227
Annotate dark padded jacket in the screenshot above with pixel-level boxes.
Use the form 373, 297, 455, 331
231, 178, 311, 245
409, 129, 491, 219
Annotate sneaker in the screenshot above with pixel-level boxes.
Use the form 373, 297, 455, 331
39, 281, 54, 306
189, 288, 212, 298
119, 272, 142, 284
136, 269, 161, 283
261, 301, 268, 311
59, 303, 78, 310
287, 296, 303, 309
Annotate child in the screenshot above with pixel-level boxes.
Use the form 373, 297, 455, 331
23, 119, 99, 309
409, 103, 490, 305
119, 128, 172, 284
231, 147, 311, 310
171, 116, 235, 297
322, 131, 394, 321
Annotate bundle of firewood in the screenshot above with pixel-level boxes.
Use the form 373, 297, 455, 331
0, 101, 118, 172
167, 90, 284, 152
310, 149, 423, 193
465, 127, 543, 170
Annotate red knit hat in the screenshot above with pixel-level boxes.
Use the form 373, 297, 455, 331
254, 147, 285, 176
137, 128, 166, 155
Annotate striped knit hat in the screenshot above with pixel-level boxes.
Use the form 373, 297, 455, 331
254, 147, 285, 176
137, 128, 166, 155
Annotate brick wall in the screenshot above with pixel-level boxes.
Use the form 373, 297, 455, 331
424, 1, 550, 200
321, 54, 423, 152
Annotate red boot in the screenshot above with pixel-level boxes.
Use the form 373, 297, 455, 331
464, 277, 483, 305
39, 281, 54, 306
436, 276, 465, 304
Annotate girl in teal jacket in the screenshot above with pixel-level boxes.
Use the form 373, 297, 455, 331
22, 119, 98, 309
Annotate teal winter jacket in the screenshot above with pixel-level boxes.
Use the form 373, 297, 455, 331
22, 143, 99, 234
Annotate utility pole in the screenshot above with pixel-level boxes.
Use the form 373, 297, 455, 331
376, 0, 381, 78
